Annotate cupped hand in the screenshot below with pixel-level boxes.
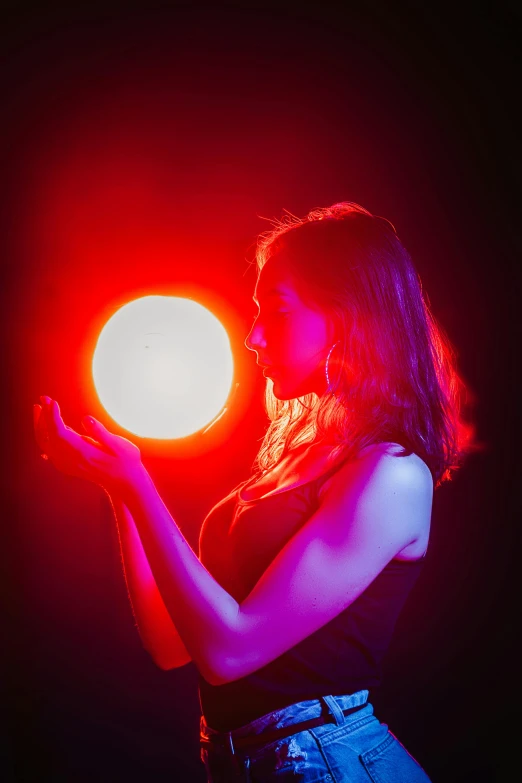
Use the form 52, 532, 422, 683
33, 396, 143, 494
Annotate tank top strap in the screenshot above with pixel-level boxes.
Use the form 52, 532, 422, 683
309, 451, 354, 507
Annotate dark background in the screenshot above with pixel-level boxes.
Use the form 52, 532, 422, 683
2, 2, 521, 781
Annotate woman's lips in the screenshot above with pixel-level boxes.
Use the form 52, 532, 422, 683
263, 366, 277, 377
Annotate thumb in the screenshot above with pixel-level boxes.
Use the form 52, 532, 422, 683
82, 415, 117, 451
82, 415, 108, 439
81, 415, 97, 431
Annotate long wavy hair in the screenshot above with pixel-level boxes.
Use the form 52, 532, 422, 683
249, 202, 482, 489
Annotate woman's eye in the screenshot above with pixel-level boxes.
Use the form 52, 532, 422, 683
266, 310, 289, 321
252, 309, 290, 323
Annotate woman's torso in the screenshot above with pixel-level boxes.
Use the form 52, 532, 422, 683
197, 439, 432, 730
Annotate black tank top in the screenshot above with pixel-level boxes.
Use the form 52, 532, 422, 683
197, 456, 427, 731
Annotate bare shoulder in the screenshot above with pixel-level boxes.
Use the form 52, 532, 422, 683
321, 441, 432, 496
368, 442, 433, 492
318, 441, 433, 555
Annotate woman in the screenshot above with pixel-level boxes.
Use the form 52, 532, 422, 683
34, 202, 477, 782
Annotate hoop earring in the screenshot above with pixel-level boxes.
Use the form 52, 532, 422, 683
325, 340, 342, 392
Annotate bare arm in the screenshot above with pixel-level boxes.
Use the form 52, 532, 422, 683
122, 446, 431, 685
33, 398, 189, 671
108, 494, 192, 670
36, 399, 430, 687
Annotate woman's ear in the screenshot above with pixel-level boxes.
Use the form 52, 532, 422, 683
327, 312, 343, 346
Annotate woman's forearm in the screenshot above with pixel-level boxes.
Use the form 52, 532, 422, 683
122, 467, 242, 686
108, 493, 192, 670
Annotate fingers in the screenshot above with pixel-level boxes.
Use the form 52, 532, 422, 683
39, 395, 51, 410
35, 397, 115, 460
35, 396, 62, 457
41, 397, 68, 433
37, 396, 96, 441
33, 402, 49, 453
38, 396, 52, 436
49, 399, 66, 435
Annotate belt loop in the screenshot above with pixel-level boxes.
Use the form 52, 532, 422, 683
321, 695, 345, 726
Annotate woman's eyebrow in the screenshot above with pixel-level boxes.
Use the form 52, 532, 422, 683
252, 288, 291, 304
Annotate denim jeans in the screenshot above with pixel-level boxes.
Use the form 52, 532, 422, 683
199, 690, 432, 782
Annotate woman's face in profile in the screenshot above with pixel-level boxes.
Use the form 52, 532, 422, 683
245, 257, 334, 400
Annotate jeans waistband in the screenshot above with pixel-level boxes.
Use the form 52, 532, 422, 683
200, 690, 370, 755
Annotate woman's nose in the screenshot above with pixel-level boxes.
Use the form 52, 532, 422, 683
244, 321, 265, 352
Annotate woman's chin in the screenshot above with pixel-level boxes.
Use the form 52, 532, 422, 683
268, 377, 315, 401
268, 377, 289, 400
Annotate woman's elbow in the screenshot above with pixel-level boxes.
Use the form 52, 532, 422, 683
201, 656, 247, 686
145, 647, 193, 671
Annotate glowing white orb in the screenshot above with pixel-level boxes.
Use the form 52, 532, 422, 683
92, 296, 234, 438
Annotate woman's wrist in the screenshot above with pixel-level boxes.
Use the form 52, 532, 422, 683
119, 461, 154, 507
